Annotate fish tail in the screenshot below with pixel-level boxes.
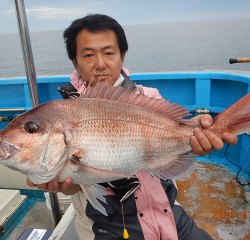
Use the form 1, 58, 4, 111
212, 92, 250, 136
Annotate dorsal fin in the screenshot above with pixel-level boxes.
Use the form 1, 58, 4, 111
80, 79, 193, 123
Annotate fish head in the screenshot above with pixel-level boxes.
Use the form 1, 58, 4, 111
0, 101, 68, 183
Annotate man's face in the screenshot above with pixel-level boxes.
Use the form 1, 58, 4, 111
73, 29, 125, 86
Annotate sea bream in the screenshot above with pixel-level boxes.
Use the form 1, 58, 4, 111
0, 81, 250, 215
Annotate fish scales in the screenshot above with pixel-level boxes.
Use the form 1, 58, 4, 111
60, 99, 193, 173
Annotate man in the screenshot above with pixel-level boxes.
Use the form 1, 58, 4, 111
28, 14, 237, 239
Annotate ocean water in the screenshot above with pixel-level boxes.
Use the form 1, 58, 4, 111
0, 18, 250, 78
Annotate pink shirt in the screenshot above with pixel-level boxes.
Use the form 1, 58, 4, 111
69, 68, 162, 100
134, 172, 178, 240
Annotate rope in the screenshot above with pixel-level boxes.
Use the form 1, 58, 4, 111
225, 144, 250, 186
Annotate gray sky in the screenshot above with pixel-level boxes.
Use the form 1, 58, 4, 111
1, 0, 250, 34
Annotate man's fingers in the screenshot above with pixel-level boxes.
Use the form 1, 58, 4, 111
222, 133, 238, 145
194, 114, 213, 128
203, 130, 224, 150
193, 128, 213, 152
47, 177, 60, 192
61, 178, 73, 192
190, 135, 206, 156
36, 183, 49, 190
191, 128, 224, 156
27, 177, 75, 193
27, 179, 36, 187
27, 179, 50, 191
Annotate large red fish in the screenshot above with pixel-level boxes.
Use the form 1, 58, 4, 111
0, 81, 249, 215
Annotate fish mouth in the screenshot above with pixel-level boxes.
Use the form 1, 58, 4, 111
0, 141, 20, 160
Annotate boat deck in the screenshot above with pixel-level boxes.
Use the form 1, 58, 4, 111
176, 161, 250, 240
2, 160, 250, 240
6, 201, 54, 240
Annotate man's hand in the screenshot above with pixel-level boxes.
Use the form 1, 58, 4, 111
27, 177, 81, 195
190, 114, 238, 156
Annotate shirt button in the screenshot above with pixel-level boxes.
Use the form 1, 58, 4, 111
164, 209, 168, 213
139, 213, 143, 217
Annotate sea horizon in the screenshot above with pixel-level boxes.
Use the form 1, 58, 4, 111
1, 18, 250, 78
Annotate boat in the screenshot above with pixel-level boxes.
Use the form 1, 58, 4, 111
1, 71, 250, 240
0, 1, 250, 240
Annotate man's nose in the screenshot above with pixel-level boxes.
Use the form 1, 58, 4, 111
95, 55, 106, 70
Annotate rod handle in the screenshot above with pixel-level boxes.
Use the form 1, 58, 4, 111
229, 58, 250, 64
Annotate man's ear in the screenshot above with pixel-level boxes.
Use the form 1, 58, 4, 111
121, 53, 126, 68
72, 59, 79, 73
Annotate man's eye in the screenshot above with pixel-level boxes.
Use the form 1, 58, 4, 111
106, 52, 113, 55
84, 54, 92, 57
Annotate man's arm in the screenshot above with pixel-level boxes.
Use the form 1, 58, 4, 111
27, 177, 80, 195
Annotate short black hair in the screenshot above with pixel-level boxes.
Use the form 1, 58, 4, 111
63, 14, 128, 60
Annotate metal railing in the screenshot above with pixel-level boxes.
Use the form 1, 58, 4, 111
0, 108, 25, 112
13, 0, 61, 227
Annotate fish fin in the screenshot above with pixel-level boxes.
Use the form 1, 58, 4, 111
70, 158, 135, 182
180, 118, 201, 127
212, 92, 250, 135
69, 150, 84, 163
80, 80, 192, 122
74, 150, 84, 158
230, 122, 250, 135
148, 154, 196, 181
80, 183, 108, 216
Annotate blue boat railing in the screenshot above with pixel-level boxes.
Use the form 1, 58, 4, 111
0, 71, 250, 179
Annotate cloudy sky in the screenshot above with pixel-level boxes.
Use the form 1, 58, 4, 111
1, 0, 250, 34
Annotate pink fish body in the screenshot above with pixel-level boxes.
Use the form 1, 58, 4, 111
0, 81, 250, 214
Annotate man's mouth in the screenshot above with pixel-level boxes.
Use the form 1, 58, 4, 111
88, 72, 110, 86
94, 74, 110, 80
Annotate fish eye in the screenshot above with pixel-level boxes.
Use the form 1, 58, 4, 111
24, 122, 39, 134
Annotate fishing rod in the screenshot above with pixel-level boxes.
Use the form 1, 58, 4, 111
229, 58, 250, 64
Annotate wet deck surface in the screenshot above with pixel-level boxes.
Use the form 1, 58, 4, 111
176, 161, 250, 240
5, 161, 250, 240
6, 201, 54, 240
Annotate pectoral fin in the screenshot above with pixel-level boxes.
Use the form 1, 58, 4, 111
70, 157, 136, 215
80, 183, 108, 215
